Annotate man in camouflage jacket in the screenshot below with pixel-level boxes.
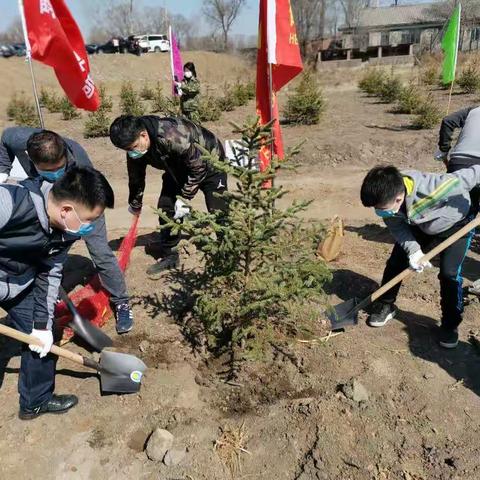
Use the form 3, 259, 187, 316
109, 115, 228, 277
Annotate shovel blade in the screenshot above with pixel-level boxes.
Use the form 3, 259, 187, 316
69, 311, 113, 352
99, 350, 147, 394
326, 298, 359, 329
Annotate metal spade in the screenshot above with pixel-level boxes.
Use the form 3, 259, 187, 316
0, 323, 146, 394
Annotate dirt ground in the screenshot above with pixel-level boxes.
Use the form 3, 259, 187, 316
0, 53, 479, 480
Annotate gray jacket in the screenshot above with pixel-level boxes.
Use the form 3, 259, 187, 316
438, 106, 480, 162
0, 127, 128, 305
384, 166, 480, 256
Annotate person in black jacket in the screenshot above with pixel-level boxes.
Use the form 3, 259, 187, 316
0, 167, 114, 419
109, 115, 228, 278
0, 128, 133, 334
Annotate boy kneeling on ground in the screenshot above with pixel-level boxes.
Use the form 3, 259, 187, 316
0, 166, 113, 419
360, 165, 480, 349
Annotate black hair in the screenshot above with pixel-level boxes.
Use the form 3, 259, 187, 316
360, 165, 405, 207
51, 166, 114, 210
109, 115, 146, 150
183, 62, 197, 78
26, 130, 66, 165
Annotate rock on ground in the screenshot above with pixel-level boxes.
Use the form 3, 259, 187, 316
146, 428, 174, 462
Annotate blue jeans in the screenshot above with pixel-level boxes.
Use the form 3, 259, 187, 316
1, 286, 56, 409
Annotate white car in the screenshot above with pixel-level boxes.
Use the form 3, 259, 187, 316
136, 34, 170, 53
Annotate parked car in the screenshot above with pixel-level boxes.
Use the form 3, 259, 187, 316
85, 44, 99, 54
98, 37, 127, 54
0, 45, 15, 58
131, 34, 170, 53
10, 43, 26, 56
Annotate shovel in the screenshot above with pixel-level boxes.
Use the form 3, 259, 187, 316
327, 216, 480, 329
0, 323, 147, 394
59, 286, 113, 353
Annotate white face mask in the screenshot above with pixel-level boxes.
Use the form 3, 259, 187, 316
184, 71, 193, 79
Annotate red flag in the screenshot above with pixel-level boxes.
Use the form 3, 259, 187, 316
22, 0, 100, 111
256, 0, 303, 170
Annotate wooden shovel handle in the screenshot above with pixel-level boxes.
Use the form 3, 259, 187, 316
364, 216, 480, 308
0, 322, 87, 366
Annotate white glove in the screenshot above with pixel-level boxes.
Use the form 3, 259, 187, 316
173, 199, 190, 220
434, 149, 449, 162
0, 173, 8, 184
29, 329, 53, 358
128, 205, 142, 216
409, 250, 433, 273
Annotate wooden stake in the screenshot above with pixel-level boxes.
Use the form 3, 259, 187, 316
446, 80, 455, 115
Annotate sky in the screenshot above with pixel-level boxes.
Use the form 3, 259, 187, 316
0, 0, 259, 37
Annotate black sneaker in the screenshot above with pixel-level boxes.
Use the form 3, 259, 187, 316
367, 302, 398, 328
19, 394, 78, 420
438, 327, 459, 349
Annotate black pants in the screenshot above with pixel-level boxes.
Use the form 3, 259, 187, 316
378, 220, 474, 330
157, 169, 228, 256
1, 286, 56, 409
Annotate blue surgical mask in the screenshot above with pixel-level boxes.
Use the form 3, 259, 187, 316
63, 207, 95, 236
37, 166, 66, 182
375, 208, 397, 219
128, 149, 148, 159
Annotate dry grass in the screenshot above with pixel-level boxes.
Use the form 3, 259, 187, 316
214, 422, 250, 479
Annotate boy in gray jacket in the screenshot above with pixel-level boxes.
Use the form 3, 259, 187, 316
360, 165, 480, 348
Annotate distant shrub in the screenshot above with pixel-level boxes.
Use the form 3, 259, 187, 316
358, 69, 386, 96
84, 109, 110, 138
6, 92, 39, 127
198, 92, 221, 122
140, 82, 155, 100
379, 75, 403, 103
283, 71, 325, 125
457, 64, 480, 94
60, 97, 80, 120
411, 94, 441, 129
120, 81, 144, 116
394, 83, 424, 114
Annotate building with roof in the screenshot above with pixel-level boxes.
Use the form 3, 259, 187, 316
320, 2, 480, 63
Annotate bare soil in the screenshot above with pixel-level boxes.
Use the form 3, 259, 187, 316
0, 53, 479, 480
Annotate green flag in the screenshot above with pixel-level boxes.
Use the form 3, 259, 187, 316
441, 4, 462, 85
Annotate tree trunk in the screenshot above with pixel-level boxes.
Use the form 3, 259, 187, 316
223, 28, 228, 51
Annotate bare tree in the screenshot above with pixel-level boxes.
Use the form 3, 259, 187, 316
427, 0, 480, 50
292, 0, 329, 56
0, 17, 23, 43
202, 0, 246, 50
338, 0, 368, 29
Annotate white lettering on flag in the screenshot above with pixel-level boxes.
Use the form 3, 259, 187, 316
40, 0, 56, 19
74, 51, 86, 73
83, 75, 95, 99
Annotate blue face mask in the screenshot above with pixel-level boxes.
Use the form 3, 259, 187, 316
375, 208, 397, 219
63, 207, 95, 236
127, 149, 148, 159
37, 166, 66, 182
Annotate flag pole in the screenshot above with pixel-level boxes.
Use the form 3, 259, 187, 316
268, 61, 275, 190
18, 0, 44, 128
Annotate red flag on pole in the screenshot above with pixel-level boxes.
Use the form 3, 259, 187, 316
256, 0, 303, 170
21, 0, 100, 111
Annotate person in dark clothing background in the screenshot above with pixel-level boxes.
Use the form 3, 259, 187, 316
0, 128, 133, 334
435, 105, 480, 295
109, 114, 228, 278
0, 167, 114, 419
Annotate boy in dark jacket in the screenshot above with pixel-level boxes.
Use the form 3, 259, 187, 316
109, 115, 228, 278
0, 167, 114, 419
360, 165, 480, 349
0, 128, 133, 333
